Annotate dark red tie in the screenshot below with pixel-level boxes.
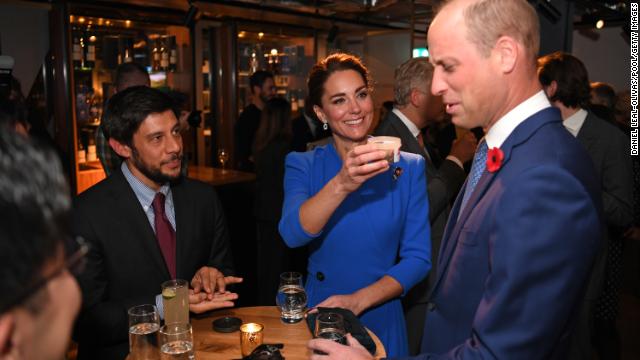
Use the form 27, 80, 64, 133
152, 193, 176, 279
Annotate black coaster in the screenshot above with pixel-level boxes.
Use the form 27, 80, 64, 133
212, 316, 242, 333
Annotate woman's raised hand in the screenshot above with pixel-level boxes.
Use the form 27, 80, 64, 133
335, 143, 389, 193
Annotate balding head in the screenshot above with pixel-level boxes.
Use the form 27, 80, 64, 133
428, 0, 543, 129
437, 0, 540, 63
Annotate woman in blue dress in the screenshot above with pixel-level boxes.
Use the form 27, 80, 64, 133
278, 53, 431, 357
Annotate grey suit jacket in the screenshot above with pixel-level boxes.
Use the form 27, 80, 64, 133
374, 111, 466, 301
568, 111, 633, 360
578, 112, 633, 231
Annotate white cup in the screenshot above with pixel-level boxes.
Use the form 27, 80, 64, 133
367, 136, 401, 163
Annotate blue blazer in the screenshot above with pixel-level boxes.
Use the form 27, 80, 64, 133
396, 108, 603, 359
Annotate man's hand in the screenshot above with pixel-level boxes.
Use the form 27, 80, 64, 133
191, 266, 243, 299
308, 334, 373, 360
188, 290, 238, 313
449, 132, 478, 164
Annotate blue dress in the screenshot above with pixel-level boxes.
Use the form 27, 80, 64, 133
278, 143, 431, 357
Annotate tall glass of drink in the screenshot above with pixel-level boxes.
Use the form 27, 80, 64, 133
275, 271, 307, 323
161, 279, 189, 325
128, 304, 160, 360
159, 323, 195, 360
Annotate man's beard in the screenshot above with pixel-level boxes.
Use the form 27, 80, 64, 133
260, 93, 272, 104
131, 147, 183, 185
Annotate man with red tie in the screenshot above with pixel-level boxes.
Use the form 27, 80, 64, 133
73, 86, 241, 359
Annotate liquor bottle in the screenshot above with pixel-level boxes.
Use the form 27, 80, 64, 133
290, 92, 298, 112
122, 36, 133, 64
169, 36, 177, 72
152, 38, 160, 72
160, 37, 169, 71
85, 28, 96, 69
72, 27, 84, 70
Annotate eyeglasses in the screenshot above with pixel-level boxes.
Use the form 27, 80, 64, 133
0, 236, 89, 314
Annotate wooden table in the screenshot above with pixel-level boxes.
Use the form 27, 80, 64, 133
191, 306, 386, 359
188, 166, 256, 187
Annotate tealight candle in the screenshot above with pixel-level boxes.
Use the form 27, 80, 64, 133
239, 322, 264, 356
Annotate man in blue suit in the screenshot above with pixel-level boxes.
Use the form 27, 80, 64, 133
308, 0, 603, 359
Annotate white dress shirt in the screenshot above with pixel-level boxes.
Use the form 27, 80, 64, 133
485, 90, 552, 149
562, 108, 588, 138
392, 108, 463, 168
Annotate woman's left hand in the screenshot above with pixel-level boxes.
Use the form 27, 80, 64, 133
315, 294, 366, 316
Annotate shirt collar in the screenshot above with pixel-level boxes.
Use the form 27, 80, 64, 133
121, 162, 170, 212
562, 108, 588, 137
485, 90, 551, 149
392, 108, 421, 138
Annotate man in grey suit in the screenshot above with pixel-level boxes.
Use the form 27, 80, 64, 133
538, 51, 633, 360
374, 57, 476, 355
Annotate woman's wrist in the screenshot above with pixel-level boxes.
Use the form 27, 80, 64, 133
329, 174, 351, 196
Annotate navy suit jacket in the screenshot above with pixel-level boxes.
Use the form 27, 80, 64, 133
393, 107, 603, 359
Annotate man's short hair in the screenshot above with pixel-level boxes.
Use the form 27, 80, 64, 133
0, 130, 70, 314
438, 0, 540, 61
394, 57, 434, 106
102, 86, 179, 146
590, 82, 617, 110
249, 70, 274, 94
537, 52, 591, 109
115, 62, 150, 92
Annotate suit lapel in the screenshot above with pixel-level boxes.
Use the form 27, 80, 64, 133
387, 113, 430, 160
576, 113, 597, 153
171, 179, 192, 279
430, 107, 561, 294
111, 170, 171, 279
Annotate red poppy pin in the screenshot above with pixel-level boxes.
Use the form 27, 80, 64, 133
486, 147, 504, 173
392, 166, 403, 181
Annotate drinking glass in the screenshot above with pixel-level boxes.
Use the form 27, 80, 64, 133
128, 304, 160, 360
161, 279, 189, 325
217, 148, 229, 170
367, 136, 401, 163
275, 272, 307, 323
314, 312, 346, 354
159, 323, 195, 360
239, 322, 264, 357
314, 312, 346, 343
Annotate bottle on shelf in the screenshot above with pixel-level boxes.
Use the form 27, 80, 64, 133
249, 51, 258, 75
169, 36, 177, 72
86, 137, 97, 163
84, 27, 96, 69
290, 91, 298, 112
123, 36, 133, 64
297, 89, 305, 109
72, 27, 84, 70
77, 142, 86, 164
160, 36, 169, 71
152, 38, 161, 72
